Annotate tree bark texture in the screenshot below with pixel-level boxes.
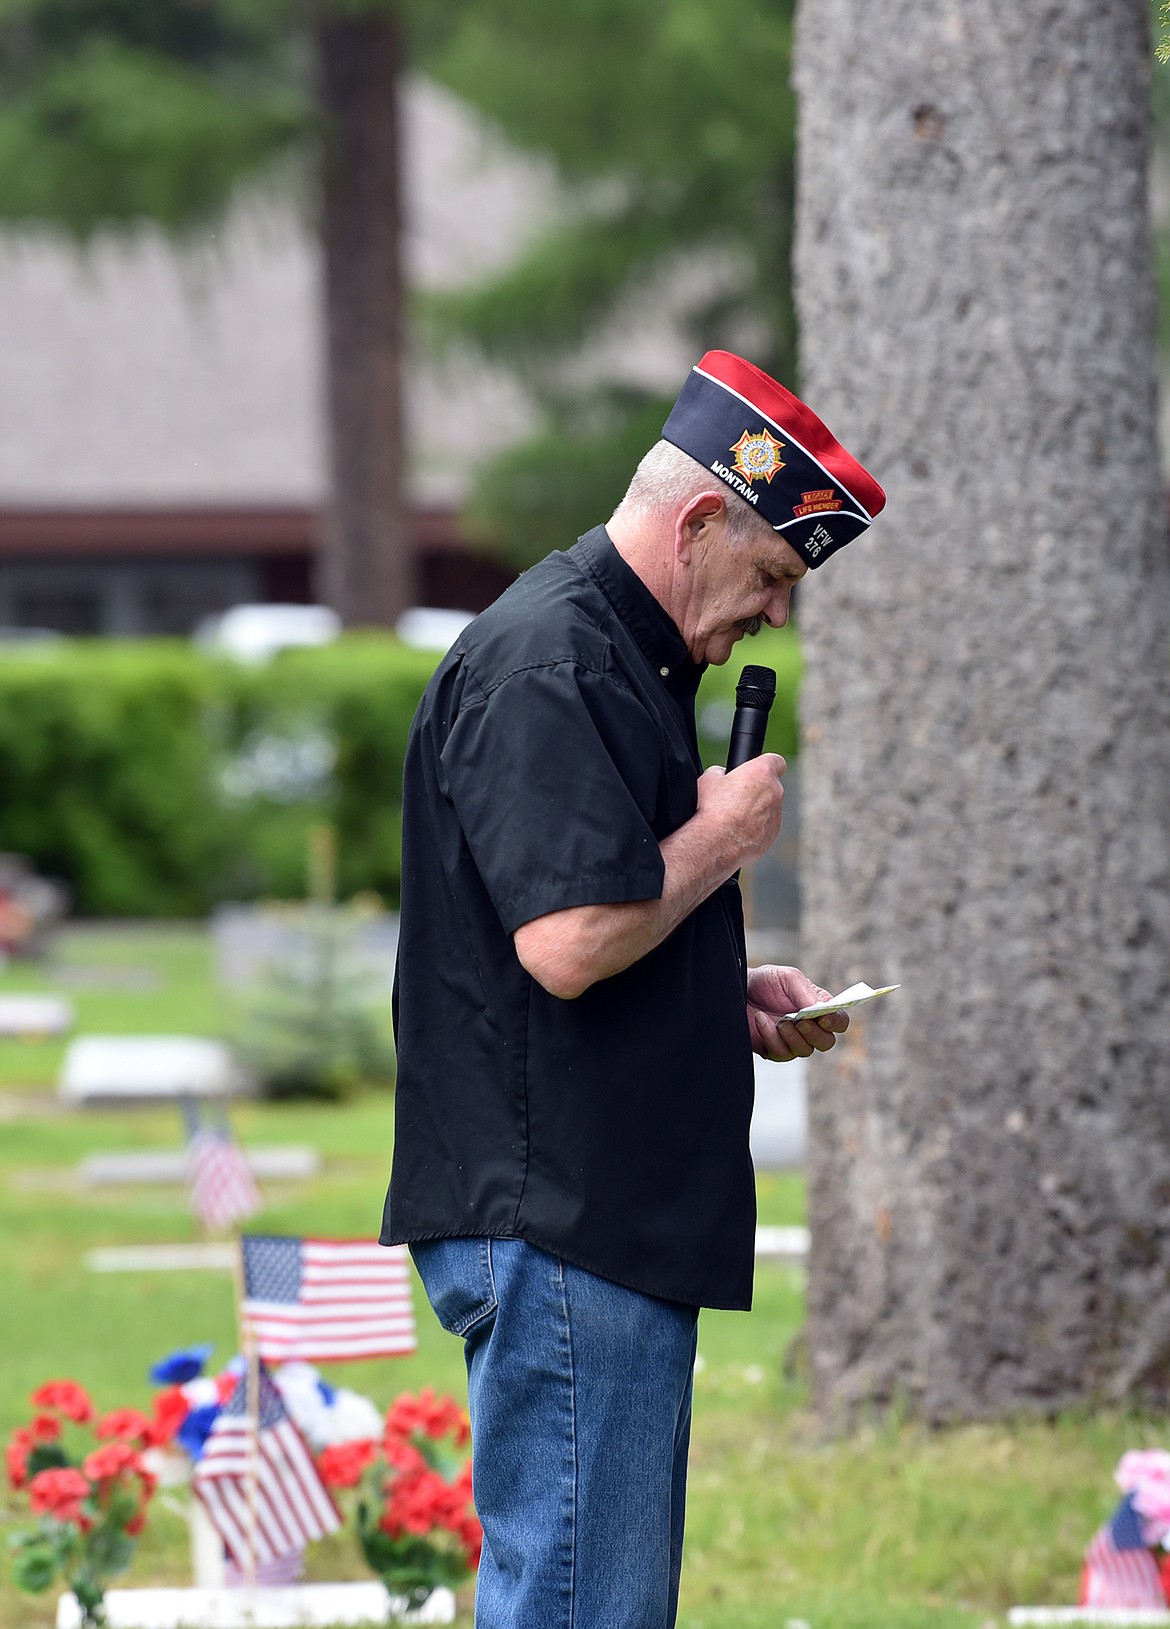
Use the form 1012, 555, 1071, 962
793, 0, 1170, 1418
315, 8, 411, 626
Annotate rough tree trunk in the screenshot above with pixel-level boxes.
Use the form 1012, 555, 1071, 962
315, 7, 412, 626
793, 0, 1170, 1418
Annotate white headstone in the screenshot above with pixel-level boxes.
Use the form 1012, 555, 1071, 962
0, 994, 74, 1036
58, 1036, 248, 1103
750, 1054, 807, 1170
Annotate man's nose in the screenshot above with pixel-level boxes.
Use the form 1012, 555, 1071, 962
764, 587, 792, 628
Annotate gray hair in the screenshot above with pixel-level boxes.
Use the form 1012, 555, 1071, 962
613, 440, 773, 547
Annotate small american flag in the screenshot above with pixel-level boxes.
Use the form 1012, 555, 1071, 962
224, 1549, 304, 1588
240, 1235, 416, 1363
186, 1129, 262, 1235
193, 1362, 340, 1569
1080, 1494, 1167, 1609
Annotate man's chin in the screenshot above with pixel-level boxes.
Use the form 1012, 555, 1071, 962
704, 632, 740, 666
703, 619, 762, 664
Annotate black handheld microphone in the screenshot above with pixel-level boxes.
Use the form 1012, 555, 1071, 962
726, 665, 777, 770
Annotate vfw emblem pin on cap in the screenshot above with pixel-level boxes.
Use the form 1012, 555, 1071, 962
729, 428, 786, 485
661, 350, 886, 568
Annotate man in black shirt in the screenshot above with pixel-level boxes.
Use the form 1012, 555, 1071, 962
382, 351, 885, 1627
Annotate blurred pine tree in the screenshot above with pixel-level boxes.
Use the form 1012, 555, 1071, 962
0, 1, 796, 583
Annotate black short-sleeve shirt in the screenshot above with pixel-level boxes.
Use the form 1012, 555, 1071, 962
380, 525, 757, 1310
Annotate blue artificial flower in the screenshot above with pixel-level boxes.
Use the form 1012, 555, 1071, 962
176, 1403, 222, 1461
149, 1343, 215, 1386
316, 1378, 337, 1406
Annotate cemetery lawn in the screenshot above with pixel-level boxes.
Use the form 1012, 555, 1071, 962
0, 925, 1155, 1629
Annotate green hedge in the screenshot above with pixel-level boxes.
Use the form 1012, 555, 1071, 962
0, 636, 439, 917
0, 627, 800, 917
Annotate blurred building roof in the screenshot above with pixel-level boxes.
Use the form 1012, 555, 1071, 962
0, 77, 552, 512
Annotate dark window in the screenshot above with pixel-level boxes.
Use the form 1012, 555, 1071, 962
12, 588, 102, 635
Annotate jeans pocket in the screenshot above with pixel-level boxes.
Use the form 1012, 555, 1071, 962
410, 1237, 498, 1336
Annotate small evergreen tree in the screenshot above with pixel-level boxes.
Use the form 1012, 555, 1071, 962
233, 901, 395, 1100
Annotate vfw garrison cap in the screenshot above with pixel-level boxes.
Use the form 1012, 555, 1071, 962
662, 350, 886, 568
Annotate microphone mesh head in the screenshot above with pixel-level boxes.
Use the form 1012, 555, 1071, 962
735, 665, 777, 710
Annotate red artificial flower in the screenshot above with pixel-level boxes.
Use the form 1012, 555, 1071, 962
382, 1435, 426, 1475
317, 1439, 378, 1489
96, 1408, 153, 1446
384, 1392, 427, 1439
384, 1388, 470, 1447
214, 1371, 238, 1406
459, 1513, 483, 1568
6, 1429, 32, 1489
145, 1386, 190, 1446
420, 1390, 470, 1446
381, 1464, 466, 1539
375, 1390, 477, 1570
83, 1441, 142, 1484
29, 1412, 62, 1444
30, 1380, 94, 1425
28, 1466, 92, 1525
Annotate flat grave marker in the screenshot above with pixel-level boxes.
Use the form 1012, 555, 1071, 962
0, 993, 74, 1036
79, 1148, 320, 1186
59, 1035, 250, 1104
1008, 1612, 1170, 1625
56, 1582, 456, 1628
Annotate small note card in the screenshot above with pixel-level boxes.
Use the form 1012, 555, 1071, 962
779, 981, 901, 1023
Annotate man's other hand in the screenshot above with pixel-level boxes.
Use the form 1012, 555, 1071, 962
746, 964, 849, 1063
696, 756, 785, 869
513, 758, 786, 1000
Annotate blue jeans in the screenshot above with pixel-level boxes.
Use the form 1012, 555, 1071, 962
410, 1237, 699, 1629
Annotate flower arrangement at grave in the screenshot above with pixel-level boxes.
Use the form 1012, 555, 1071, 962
5, 1380, 158, 1628
1079, 1448, 1170, 1609
140, 1343, 388, 1586
316, 1387, 482, 1610
140, 1344, 385, 1481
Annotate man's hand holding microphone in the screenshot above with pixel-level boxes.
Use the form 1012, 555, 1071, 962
717, 665, 848, 1065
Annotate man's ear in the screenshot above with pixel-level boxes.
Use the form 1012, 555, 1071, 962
674, 491, 726, 564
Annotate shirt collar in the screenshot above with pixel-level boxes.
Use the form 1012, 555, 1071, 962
571, 525, 698, 688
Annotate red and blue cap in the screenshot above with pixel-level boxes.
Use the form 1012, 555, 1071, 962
662, 350, 886, 568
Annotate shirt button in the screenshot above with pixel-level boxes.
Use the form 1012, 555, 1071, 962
660, 666, 670, 677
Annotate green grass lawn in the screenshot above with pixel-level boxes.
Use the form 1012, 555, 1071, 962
0, 926, 1151, 1628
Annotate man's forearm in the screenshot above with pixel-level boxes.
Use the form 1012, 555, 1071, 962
512, 807, 744, 1000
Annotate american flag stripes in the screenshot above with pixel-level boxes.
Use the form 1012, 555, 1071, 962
1080, 1494, 1167, 1610
186, 1128, 262, 1234
240, 1235, 416, 1363
193, 1362, 340, 1569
